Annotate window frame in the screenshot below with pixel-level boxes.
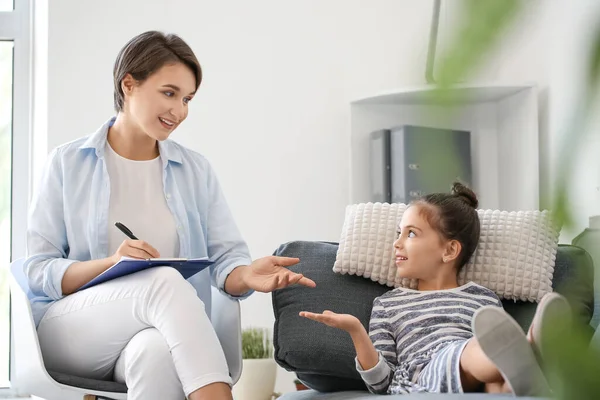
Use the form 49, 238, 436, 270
0, 0, 32, 394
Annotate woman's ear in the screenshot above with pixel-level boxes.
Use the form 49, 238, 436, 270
121, 73, 136, 96
442, 240, 461, 263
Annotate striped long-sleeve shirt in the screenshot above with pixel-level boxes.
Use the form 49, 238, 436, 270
356, 281, 502, 394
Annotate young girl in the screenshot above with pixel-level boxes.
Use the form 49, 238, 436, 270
301, 182, 571, 395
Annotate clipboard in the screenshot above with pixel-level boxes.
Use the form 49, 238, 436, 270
77, 257, 214, 291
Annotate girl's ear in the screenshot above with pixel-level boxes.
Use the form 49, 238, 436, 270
442, 240, 461, 263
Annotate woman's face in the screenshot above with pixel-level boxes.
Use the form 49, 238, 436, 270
123, 62, 196, 141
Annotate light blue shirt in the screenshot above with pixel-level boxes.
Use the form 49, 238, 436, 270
25, 117, 253, 326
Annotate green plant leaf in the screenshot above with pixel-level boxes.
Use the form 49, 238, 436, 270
436, 0, 522, 88
241, 327, 273, 359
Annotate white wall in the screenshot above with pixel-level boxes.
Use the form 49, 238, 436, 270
38, 0, 559, 393
548, 0, 600, 243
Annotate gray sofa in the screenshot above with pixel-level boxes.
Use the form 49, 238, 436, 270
271, 241, 597, 400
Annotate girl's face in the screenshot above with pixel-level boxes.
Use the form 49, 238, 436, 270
393, 205, 454, 281
122, 62, 196, 141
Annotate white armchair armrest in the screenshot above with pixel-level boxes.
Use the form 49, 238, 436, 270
210, 286, 243, 384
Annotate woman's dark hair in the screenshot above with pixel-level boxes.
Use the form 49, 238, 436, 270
412, 181, 480, 273
113, 31, 202, 112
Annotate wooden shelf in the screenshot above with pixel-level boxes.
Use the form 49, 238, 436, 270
351, 83, 535, 106
349, 83, 539, 211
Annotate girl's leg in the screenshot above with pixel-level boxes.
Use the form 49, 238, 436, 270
37, 267, 232, 400
483, 381, 510, 394
459, 337, 506, 392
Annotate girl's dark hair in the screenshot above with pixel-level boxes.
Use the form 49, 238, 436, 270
113, 31, 202, 112
413, 181, 480, 273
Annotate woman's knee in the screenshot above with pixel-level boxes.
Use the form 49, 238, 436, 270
141, 267, 198, 295
145, 266, 186, 284
134, 267, 206, 318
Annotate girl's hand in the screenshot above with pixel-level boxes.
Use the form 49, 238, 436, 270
299, 310, 363, 334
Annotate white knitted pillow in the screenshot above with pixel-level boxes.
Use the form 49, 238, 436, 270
333, 203, 560, 302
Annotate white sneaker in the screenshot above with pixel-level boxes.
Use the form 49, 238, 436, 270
473, 306, 551, 397
527, 292, 572, 359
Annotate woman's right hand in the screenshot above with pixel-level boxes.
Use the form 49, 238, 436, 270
62, 240, 161, 295
110, 240, 160, 264
299, 310, 363, 334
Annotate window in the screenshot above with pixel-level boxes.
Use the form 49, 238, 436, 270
0, 1, 13, 12
0, 1, 32, 391
0, 41, 13, 388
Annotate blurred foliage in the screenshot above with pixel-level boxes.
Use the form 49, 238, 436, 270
436, 0, 521, 87
434, 0, 600, 398
543, 316, 600, 400
242, 327, 273, 359
426, 0, 522, 104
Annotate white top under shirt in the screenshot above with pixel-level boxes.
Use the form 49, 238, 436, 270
105, 142, 180, 258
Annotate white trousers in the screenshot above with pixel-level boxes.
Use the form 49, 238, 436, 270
37, 267, 231, 400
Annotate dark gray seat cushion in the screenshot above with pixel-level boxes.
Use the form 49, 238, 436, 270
271, 241, 594, 392
279, 391, 534, 399
501, 244, 595, 337
48, 369, 127, 395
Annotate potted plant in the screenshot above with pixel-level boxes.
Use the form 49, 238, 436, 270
293, 379, 310, 391
231, 327, 277, 400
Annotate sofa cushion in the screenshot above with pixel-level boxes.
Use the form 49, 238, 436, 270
48, 370, 127, 393
272, 241, 388, 390
272, 241, 594, 392
295, 374, 367, 393
333, 203, 560, 302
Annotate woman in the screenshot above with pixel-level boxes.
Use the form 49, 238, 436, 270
24, 31, 315, 400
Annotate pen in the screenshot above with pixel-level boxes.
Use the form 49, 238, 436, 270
115, 222, 139, 240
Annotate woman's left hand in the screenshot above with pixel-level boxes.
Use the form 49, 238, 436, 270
242, 256, 316, 292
